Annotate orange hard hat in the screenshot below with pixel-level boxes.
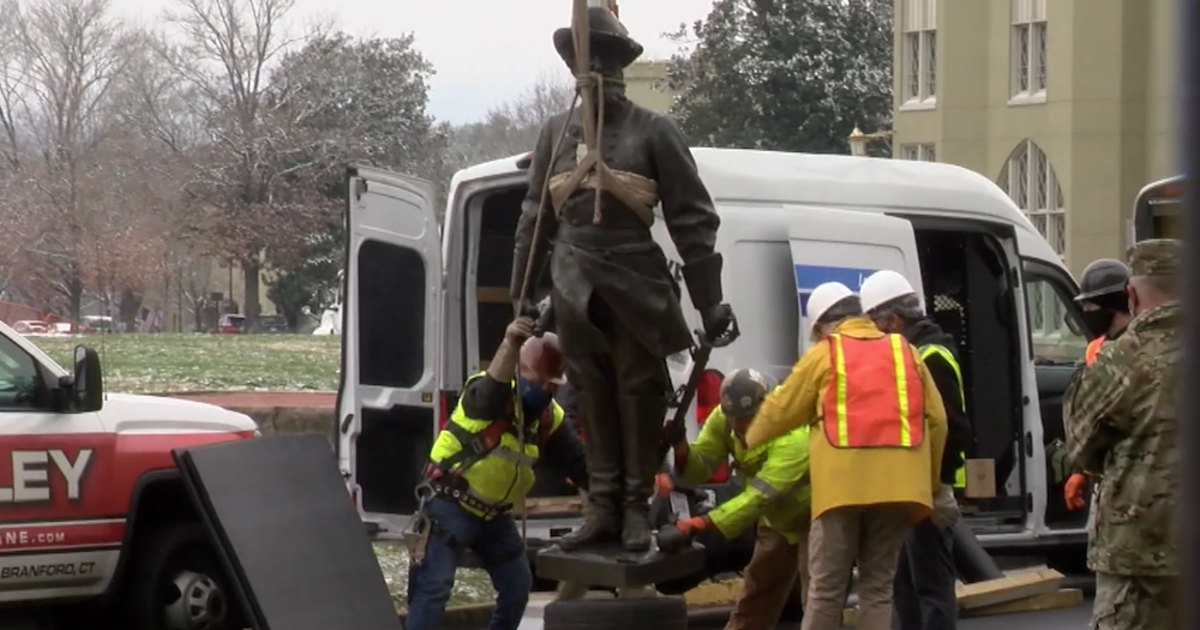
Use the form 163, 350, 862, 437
520, 333, 565, 384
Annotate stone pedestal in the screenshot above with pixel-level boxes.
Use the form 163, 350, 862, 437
535, 542, 706, 590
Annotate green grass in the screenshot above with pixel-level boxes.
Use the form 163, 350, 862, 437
31, 333, 342, 393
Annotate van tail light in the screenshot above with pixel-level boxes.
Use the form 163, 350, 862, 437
695, 369, 730, 483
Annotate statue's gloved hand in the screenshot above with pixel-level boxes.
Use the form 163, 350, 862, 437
700, 303, 735, 342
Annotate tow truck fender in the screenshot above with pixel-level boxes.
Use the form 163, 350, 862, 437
100, 468, 197, 602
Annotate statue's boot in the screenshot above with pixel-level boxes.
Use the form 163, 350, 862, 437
558, 391, 622, 551
619, 394, 667, 552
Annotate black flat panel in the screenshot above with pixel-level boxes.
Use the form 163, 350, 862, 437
174, 435, 401, 630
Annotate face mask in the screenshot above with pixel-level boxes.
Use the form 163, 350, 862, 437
1079, 309, 1114, 340
519, 378, 552, 412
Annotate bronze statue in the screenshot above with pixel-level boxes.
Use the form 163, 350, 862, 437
511, 6, 733, 553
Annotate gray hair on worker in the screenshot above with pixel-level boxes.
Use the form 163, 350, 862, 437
871, 293, 924, 322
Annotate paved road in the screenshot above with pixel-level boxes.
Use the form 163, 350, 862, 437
517, 598, 1093, 630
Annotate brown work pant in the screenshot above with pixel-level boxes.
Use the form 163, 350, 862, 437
800, 505, 913, 630
726, 523, 811, 630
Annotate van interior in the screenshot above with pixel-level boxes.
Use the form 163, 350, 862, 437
354, 171, 1085, 536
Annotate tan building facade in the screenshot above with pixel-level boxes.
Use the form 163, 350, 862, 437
626, 60, 673, 113
891, 0, 1182, 275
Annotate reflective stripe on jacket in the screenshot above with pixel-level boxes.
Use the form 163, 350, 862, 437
678, 406, 811, 543
918, 343, 967, 489
823, 333, 925, 449
428, 372, 565, 519
1085, 337, 1104, 366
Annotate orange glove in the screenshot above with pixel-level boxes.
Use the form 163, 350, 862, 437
675, 516, 709, 536
1064, 473, 1087, 511
655, 472, 673, 498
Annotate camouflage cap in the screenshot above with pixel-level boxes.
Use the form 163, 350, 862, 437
1126, 239, 1182, 277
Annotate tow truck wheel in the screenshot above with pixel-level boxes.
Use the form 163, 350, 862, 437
124, 522, 245, 630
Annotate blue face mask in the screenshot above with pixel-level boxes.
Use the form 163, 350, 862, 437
519, 378, 553, 412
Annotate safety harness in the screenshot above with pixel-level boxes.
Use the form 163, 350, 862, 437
422, 404, 553, 519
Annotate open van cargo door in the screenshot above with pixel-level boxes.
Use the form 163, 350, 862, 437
338, 165, 442, 536
786, 206, 924, 351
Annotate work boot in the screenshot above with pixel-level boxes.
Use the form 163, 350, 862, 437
618, 395, 668, 552
558, 391, 622, 551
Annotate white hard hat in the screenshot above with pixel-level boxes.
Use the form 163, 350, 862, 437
860, 270, 916, 314
806, 282, 855, 337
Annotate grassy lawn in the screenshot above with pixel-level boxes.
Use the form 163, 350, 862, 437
32, 333, 342, 393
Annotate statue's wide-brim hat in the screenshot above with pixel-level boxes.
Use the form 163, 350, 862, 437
553, 7, 644, 69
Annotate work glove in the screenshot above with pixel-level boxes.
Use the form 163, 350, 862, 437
1064, 473, 1088, 511
487, 317, 536, 382
699, 303, 735, 342
674, 516, 709, 537
655, 472, 674, 498
656, 516, 711, 554
930, 484, 961, 529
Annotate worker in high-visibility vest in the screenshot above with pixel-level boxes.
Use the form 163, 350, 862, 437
1062, 259, 1132, 511
859, 270, 971, 630
745, 282, 948, 630
658, 368, 812, 630
407, 317, 588, 630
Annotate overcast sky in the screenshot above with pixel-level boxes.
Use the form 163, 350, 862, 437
111, 0, 716, 124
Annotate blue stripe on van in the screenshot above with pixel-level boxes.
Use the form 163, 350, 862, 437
794, 264, 878, 317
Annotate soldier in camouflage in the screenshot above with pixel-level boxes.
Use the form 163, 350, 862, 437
1063, 238, 1182, 630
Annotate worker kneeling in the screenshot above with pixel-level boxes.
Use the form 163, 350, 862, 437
407, 317, 588, 630
659, 368, 813, 630
743, 282, 948, 630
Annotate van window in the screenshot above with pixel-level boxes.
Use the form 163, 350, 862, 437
357, 239, 426, 387
1023, 265, 1087, 365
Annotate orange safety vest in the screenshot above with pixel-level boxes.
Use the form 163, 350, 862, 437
823, 333, 926, 448
1085, 337, 1104, 366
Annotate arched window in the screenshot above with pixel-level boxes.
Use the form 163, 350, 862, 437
1000, 140, 1076, 344
998, 140, 1065, 256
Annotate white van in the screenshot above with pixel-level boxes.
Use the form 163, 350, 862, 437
335, 148, 1093, 573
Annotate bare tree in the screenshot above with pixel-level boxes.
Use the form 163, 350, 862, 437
445, 71, 575, 171
152, 0, 327, 329
6, 0, 137, 320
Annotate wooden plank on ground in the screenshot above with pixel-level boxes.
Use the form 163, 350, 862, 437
964, 588, 1084, 618
683, 578, 742, 608
842, 568, 1069, 627
955, 566, 1064, 610
523, 496, 583, 515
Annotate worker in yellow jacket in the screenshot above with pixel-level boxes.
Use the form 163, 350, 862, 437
659, 368, 812, 630
745, 282, 948, 630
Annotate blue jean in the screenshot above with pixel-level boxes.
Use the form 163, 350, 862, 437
406, 497, 532, 630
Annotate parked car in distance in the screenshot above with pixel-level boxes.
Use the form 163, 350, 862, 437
217, 314, 246, 334
81, 315, 115, 333
11, 320, 48, 335
259, 314, 290, 333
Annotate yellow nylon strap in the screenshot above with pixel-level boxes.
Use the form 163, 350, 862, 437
889, 334, 913, 447
831, 334, 849, 446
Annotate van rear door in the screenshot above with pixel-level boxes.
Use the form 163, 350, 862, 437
337, 165, 442, 537
786, 206, 923, 350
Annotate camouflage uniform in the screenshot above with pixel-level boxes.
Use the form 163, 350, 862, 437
1063, 239, 1182, 630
